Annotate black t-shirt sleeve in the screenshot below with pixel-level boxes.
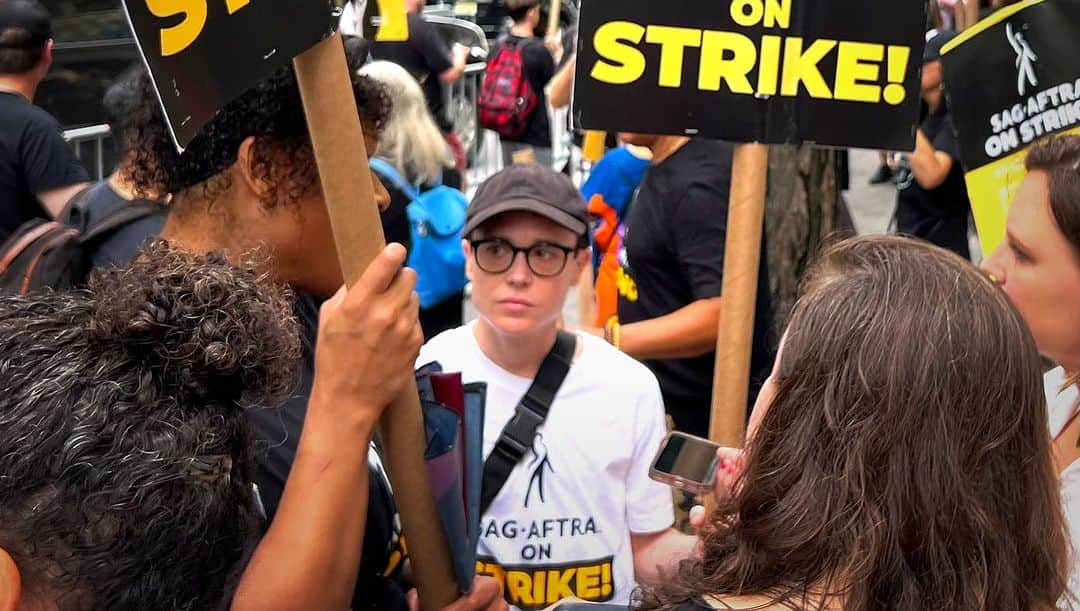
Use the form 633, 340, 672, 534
522, 39, 556, 91
415, 16, 453, 76
932, 116, 962, 162
672, 183, 729, 300
21, 114, 88, 194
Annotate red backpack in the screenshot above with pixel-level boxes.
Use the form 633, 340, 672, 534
478, 39, 538, 139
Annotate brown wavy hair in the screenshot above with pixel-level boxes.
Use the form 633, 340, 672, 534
639, 236, 1069, 610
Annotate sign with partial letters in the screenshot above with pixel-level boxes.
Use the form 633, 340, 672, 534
572, 0, 927, 150
123, 0, 409, 150
941, 0, 1080, 255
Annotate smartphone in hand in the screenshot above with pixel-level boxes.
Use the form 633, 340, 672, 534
649, 431, 720, 496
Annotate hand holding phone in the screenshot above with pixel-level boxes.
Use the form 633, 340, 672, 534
649, 432, 721, 496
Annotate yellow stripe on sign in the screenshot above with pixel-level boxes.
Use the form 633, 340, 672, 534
966, 125, 1080, 256
942, 0, 1044, 54
375, 0, 409, 42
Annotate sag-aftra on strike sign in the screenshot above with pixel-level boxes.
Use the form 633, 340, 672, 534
573, 0, 926, 151
123, 0, 333, 149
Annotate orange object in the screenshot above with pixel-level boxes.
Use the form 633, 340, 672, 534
587, 193, 622, 327
583, 130, 607, 163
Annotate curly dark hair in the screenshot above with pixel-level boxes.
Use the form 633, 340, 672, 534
0, 241, 301, 610
638, 236, 1069, 610
126, 51, 391, 208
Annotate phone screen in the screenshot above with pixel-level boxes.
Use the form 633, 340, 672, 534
653, 434, 718, 484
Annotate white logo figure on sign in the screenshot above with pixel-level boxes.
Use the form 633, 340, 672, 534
1006, 22, 1038, 96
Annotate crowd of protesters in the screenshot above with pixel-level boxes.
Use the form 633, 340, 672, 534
0, 0, 1078, 609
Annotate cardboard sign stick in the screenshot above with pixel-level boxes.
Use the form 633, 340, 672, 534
708, 143, 770, 449
293, 33, 458, 611
546, 0, 561, 38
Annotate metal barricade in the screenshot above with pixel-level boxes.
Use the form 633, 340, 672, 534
64, 124, 113, 181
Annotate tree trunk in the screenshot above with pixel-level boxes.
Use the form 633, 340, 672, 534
764, 146, 849, 332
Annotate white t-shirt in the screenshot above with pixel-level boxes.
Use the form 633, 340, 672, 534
1046, 367, 1080, 599
419, 323, 675, 611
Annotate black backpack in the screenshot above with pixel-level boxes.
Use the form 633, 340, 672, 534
0, 186, 163, 295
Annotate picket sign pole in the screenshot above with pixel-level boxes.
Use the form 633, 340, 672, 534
293, 32, 459, 611
546, 0, 561, 38
708, 143, 769, 449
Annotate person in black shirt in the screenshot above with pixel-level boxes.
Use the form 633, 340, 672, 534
497, 0, 556, 167
893, 29, 971, 260
124, 63, 504, 611
611, 135, 774, 440
0, 0, 89, 239
370, 0, 469, 171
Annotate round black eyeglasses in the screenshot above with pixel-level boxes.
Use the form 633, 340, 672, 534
470, 238, 579, 277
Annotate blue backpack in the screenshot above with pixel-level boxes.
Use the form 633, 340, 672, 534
369, 158, 468, 308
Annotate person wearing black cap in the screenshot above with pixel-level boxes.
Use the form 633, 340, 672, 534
892, 28, 972, 259
418, 164, 695, 610
0, 0, 89, 235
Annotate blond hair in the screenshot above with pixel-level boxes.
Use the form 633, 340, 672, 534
358, 60, 454, 185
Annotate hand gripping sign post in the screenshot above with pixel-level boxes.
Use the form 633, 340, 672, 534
941, 0, 1080, 256
122, 2, 457, 609
573, 0, 926, 447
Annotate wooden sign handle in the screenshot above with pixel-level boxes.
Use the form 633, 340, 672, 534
708, 143, 769, 449
546, 0, 561, 39
293, 33, 458, 611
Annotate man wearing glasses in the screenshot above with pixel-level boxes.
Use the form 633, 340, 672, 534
418, 164, 695, 611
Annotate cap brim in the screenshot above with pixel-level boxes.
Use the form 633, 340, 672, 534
464, 198, 587, 237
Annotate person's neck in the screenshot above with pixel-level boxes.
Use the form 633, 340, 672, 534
510, 23, 535, 38
1063, 364, 1080, 383
925, 91, 944, 114
159, 195, 232, 256
0, 75, 37, 102
473, 318, 559, 379
108, 169, 158, 202
649, 135, 691, 165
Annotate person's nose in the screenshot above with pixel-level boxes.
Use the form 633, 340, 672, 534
981, 246, 1006, 285
504, 250, 533, 287
371, 174, 392, 212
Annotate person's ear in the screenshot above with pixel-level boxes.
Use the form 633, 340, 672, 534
234, 136, 273, 209
40, 40, 54, 73
463, 239, 476, 282
0, 547, 22, 611
575, 247, 591, 271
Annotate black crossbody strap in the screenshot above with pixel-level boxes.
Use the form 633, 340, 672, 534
479, 330, 576, 516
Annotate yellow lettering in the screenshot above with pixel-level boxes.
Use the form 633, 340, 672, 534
145, 0, 207, 57
697, 30, 755, 94
756, 35, 782, 95
547, 567, 577, 601
224, 0, 249, 13
374, 0, 409, 42
833, 41, 884, 103
576, 565, 602, 600
645, 25, 701, 88
532, 571, 546, 605
730, 0, 763, 27
591, 21, 647, 85
764, 0, 792, 29
780, 37, 836, 99
507, 571, 534, 607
